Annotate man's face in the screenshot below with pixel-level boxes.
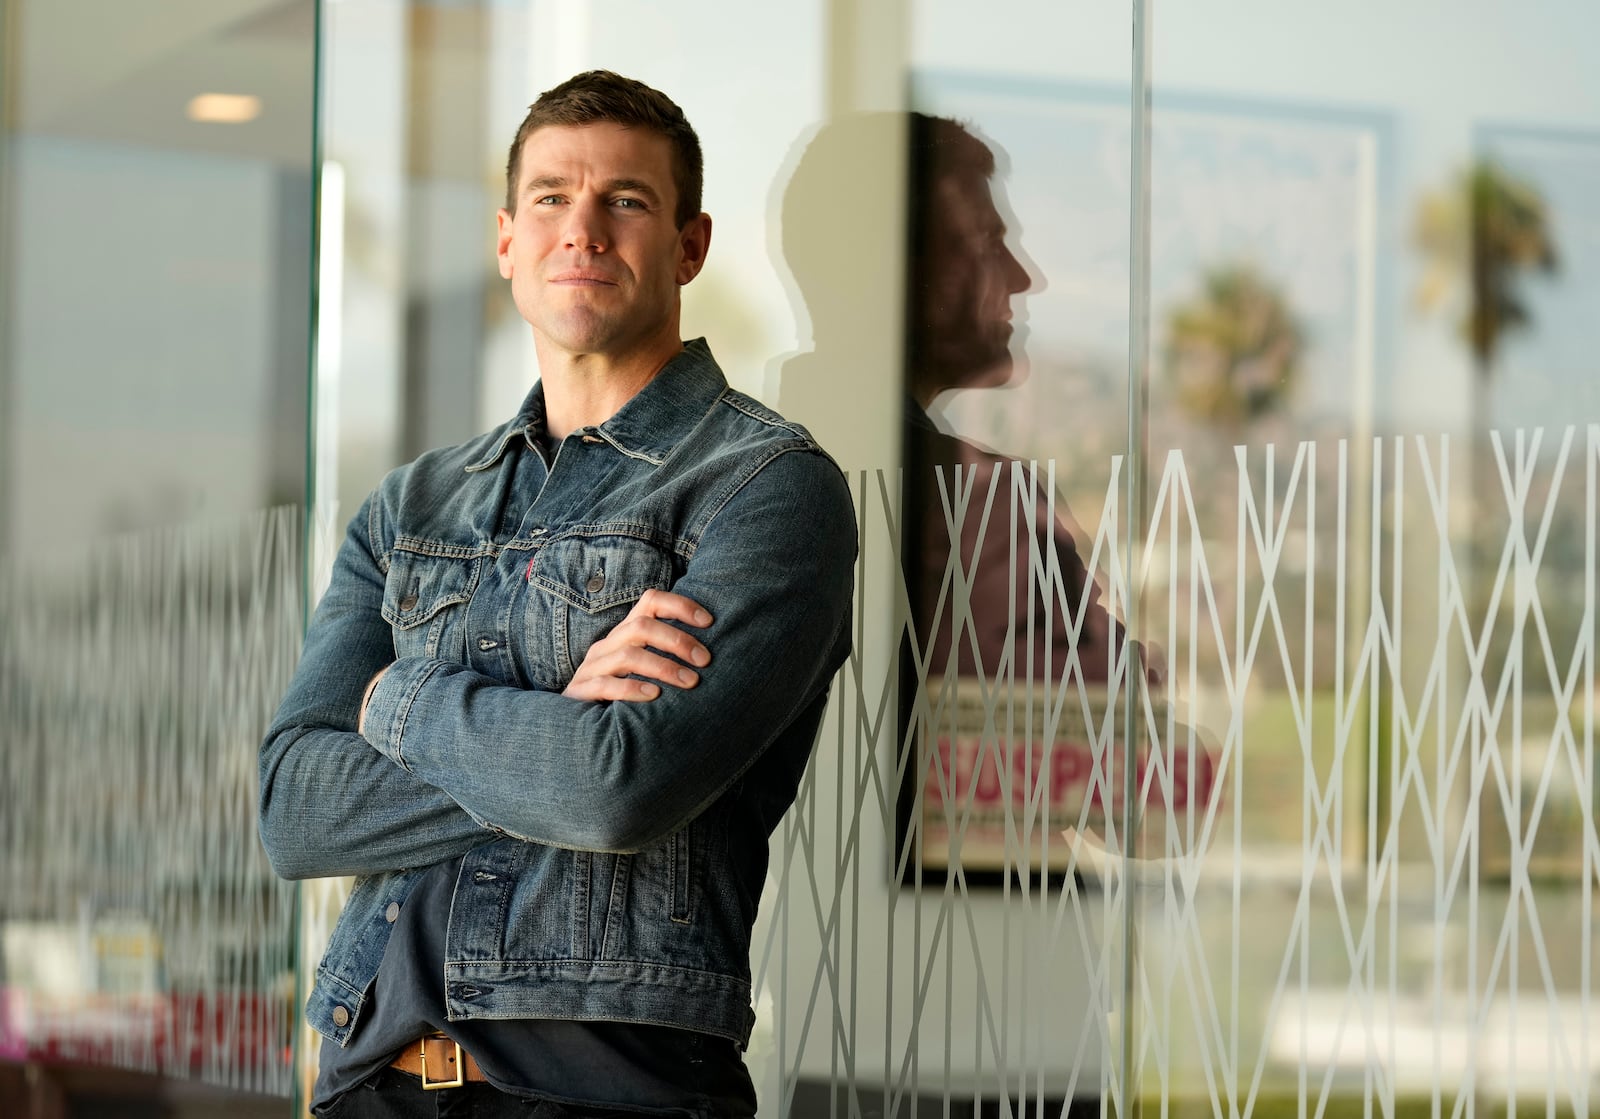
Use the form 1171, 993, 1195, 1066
497, 122, 710, 363
912, 170, 1033, 399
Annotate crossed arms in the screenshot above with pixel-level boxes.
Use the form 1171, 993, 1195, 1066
257, 450, 855, 880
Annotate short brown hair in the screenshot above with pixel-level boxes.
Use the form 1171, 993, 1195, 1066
905, 113, 997, 254
503, 70, 703, 227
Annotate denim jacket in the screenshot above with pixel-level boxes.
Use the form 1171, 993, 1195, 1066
258, 340, 856, 1048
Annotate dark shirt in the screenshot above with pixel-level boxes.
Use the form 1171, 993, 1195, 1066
902, 400, 1121, 685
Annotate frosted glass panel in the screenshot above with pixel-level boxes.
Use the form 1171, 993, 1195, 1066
0, 509, 304, 1096
757, 430, 1597, 1114
0, 1, 316, 1111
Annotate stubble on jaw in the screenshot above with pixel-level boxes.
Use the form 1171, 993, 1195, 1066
532, 281, 680, 368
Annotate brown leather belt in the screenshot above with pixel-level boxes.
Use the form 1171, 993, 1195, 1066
389, 1033, 489, 1089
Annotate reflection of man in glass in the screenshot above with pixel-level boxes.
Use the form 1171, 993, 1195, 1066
901, 116, 1217, 875
782, 113, 1196, 896
905, 118, 1033, 402
900, 114, 1127, 689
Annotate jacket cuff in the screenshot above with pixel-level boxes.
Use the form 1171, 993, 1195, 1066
362, 656, 443, 770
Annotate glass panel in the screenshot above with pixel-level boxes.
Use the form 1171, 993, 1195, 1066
306, 2, 1147, 1116
887, 4, 1148, 1112
1139, 4, 1600, 1118
0, 0, 316, 1111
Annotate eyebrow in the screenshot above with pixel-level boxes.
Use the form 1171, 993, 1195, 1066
525, 175, 662, 203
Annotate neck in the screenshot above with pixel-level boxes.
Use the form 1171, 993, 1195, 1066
536, 338, 684, 441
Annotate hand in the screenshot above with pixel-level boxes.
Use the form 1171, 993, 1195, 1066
358, 665, 391, 737
562, 589, 713, 703
1141, 640, 1168, 690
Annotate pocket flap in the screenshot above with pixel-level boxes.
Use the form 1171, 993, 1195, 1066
382, 552, 474, 630
533, 534, 674, 614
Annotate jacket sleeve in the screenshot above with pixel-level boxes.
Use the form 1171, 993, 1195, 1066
358, 448, 857, 854
256, 493, 497, 880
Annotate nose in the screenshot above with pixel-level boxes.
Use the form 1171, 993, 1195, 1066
1004, 244, 1034, 296
563, 197, 607, 253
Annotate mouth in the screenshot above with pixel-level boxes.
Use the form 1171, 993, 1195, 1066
549, 270, 618, 286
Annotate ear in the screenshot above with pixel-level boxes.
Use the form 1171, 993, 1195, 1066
496, 208, 515, 280
675, 213, 712, 285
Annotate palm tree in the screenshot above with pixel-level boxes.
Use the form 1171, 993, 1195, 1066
1415, 157, 1559, 375
1415, 156, 1560, 587
1163, 262, 1303, 437
1413, 158, 1562, 852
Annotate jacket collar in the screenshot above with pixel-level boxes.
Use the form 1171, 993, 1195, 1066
465, 338, 727, 472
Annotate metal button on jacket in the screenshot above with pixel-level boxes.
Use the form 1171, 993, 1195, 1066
399, 594, 419, 612
385, 902, 400, 922
332, 1005, 350, 1027
585, 572, 605, 593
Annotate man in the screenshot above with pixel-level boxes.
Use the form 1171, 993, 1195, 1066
259, 71, 856, 1118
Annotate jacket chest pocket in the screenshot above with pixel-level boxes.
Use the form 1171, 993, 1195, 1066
529, 534, 677, 685
382, 551, 476, 660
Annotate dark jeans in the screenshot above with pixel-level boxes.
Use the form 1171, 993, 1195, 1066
316, 1067, 704, 1119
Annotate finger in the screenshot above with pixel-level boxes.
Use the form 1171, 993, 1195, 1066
581, 647, 701, 690
630, 588, 713, 629
605, 615, 711, 667
1145, 645, 1168, 689
562, 674, 662, 703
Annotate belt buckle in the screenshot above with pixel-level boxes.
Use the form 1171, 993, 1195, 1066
418, 1034, 465, 1090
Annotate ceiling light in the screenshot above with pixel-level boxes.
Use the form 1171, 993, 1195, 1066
187, 93, 261, 124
